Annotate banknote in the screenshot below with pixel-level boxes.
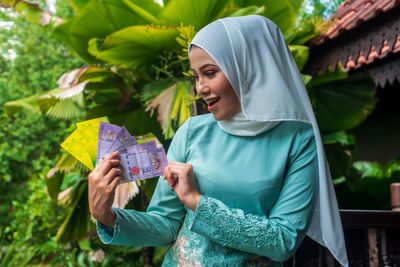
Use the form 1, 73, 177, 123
107, 127, 138, 154
116, 140, 157, 157
119, 146, 167, 183
96, 122, 121, 164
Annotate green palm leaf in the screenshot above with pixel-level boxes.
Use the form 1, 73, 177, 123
156, 81, 194, 138
120, 0, 160, 25
232, 0, 303, 34
3, 65, 121, 120
111, 109, 164, 141
146, 84, 176, 137
37, 82, 86, 113
227, 5, 266, 17
52, 0, 162, 63
0, 0, 17, 6
3, 93, 42, 117
46, 170, 64, 201
288, 45, 309, 71
160, 0, 230, 31
3, 89, 85, 120
14, 1, 42, 24
2, 0, 62, 26
88, 25, 181, 68
285, 16, 325, 45
44, 93, 86, 120
53, 153, 79, 173
145, 80, 196, 139
67, 0, 90, 14
140, 78, 176, 103
56, 179, 93, 243
263, 0, 300, 34
308, 68, 376, 133
86, 100, 164, 142
78, 66, 117, 83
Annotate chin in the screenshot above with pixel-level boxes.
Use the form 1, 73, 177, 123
212, 112, 230, 121
211, 113, 224, 121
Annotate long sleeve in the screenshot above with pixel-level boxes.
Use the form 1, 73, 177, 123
97, 119, 191, 247
187, 129, 318, 262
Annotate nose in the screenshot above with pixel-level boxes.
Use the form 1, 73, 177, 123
196, 77, 210, 97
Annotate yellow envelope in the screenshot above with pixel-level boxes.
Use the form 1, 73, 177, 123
61, 117, 109, 170
60, 129, 94, 170
76, 117, 109, 165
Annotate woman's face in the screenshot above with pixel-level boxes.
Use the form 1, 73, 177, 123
189, 46, 240, 121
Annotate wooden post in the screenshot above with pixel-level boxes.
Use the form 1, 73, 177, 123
368, 228, 379, 267
391, 183, 400, 211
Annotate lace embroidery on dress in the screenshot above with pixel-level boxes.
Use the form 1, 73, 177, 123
166, 217, 202, 267
193, 195, 284, 250
162, 197, 280, 266
163, 210, 255, 266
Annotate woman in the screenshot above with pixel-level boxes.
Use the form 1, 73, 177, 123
89, 15, 348, 266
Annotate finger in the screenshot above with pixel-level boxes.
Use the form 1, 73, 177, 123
104, 167, 123, 185
106, 151, 119, 160
167, 162, 193, 174
167, 161, 187, 167
171, 174, 178, 187
163, 165, 173, 178
165, 163, 186, 175
166, 166, 185, 178
169, 169, 183, 187
93, 160, 104, 173
95, 151, 119, 170
163, 167, 176, 188
109, 176, 120, 191
99, 159, 122, 176
163, 167, 173, 187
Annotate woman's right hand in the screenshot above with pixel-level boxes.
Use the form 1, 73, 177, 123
88, 151, 122, 228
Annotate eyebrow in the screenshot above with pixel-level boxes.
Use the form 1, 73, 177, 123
191, 63, 218, 73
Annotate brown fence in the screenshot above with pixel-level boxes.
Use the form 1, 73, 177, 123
284, 210, 400, 267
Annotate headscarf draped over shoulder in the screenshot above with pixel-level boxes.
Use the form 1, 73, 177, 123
189, 15, 348, 267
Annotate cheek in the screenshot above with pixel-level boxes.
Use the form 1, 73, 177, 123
222, 84, 239, 105
218, 79, 235, 97
221, 84, 240, 117
229, 96, 241, 116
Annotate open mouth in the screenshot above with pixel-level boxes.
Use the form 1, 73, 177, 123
207, 97, 220, 108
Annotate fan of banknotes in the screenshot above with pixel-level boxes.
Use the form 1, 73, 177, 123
61, 118, 167, 184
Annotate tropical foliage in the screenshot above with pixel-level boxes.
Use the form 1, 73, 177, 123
1, 0, 381, 265
335, 158, 400, 209
0, 0, 79, 232
0, 1, 91, 265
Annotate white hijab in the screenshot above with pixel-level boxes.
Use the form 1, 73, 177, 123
189, 15, 348, 266
218, 108, 281, 136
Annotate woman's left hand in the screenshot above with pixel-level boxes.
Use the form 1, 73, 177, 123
163, 161, 200, 211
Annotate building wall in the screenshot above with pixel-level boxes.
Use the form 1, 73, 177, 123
351, 80, 400, 165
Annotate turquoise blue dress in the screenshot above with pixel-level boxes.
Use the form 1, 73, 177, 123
97, 113, 318, 266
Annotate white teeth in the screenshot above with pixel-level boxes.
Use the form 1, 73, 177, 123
206, 97, 220, 105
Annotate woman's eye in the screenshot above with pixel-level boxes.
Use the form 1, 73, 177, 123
191, 75, 199, 81
205, 72, 215, 77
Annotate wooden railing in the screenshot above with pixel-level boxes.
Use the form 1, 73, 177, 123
284, 210, 400, 267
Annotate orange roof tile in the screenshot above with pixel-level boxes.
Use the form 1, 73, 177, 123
307, 0, 400, 75
313, 0, 400, 46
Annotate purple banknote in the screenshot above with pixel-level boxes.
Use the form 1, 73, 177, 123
96, 122, 121, 164
107, 127, 138, 154
119, 145, 167, 183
